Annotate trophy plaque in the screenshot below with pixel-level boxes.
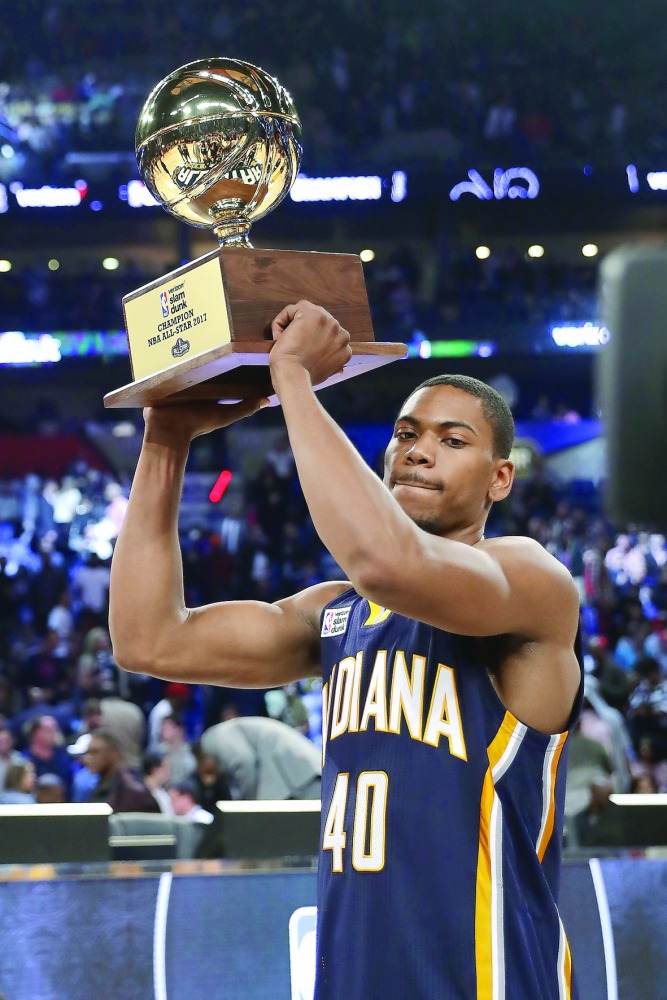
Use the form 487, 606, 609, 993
103, 57, 406, 408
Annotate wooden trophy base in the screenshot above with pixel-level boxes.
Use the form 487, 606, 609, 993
104, 248, 406, 408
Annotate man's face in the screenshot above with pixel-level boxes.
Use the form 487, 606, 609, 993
85, 736, 117, 776
383, 386, 512, 536
36, 716, 59, 748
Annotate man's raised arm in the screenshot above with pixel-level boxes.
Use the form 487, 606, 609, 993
109, 401, 335, 688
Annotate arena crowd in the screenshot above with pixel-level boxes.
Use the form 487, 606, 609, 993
0, 429, 665, 849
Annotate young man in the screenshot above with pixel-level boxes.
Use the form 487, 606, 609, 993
110, 301, 581, 1000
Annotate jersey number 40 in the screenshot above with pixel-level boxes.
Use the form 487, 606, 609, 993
322, 771, 388, 873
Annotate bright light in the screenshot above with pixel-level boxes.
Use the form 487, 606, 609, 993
209, 470, 233, 503
391, 170, 407, 202
551, 323, 609, 348
359, 249, 375, 263
9, 180, 87, 208
647, 171, 667, 191
102, 257, 120, 271
475, 246, 491, 260
0, 332, 61, 364
527, 245, 544, 258
290, 173, 382, 203
1, 145, 13, 159
582, 244, 598, 257
0, 260, 11, 272
47, 259, 60, 271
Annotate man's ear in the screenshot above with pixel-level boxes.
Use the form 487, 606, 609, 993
488, 459, 514, 502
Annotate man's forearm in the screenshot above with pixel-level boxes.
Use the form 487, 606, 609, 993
109, 427, 191, 671
271, 362, 413, 586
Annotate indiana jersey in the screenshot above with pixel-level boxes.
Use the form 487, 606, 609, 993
316, 588, 582, 1000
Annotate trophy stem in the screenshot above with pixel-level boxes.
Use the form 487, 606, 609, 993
211, 198, 253, 248
214, 226, 254, 249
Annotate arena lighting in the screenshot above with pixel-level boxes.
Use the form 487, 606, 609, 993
527, 245, 544, 258
582, 244, 599, 257
551, 323, 610, 348
102, 257, 120, 270
0, 184, 7, 214
0, 332, 61, 364
359, 249, 375, 262
626, 164, 640, 193
290, 173, 382, 202
406, 339, 496, 359
209, 470, 233, 502
475, 246, 491, 259
390, 170, 407, 202
47, 259, 60, 271
647, 171, 667, 191
0, 144, 13, 158
0, 331, 128, 361
449, 167, 540, 201
119, 179, 160, 208
8, 179, 88, 208
0, 260, 11, 272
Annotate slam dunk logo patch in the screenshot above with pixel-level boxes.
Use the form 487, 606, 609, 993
321, 607, 351, 637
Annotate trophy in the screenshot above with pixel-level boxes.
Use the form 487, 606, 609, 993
103, 57, 406, 408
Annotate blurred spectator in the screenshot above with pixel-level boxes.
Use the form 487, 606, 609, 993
564, 723, 614, 824
142, 749, 174, 815
627, 657, 667, 758
200, 717, 322, 800
18, 630, 70, 705
72, 553, 110, 626
99, 696, 145, 770
571, 777, 619, 848
0, 759, 36, 804
147, 682, 191, 748
190, 749, 231, 818
85, 728, 159, 812
265, 683, 311, 736
630, 738, 667, 793
46, 588, 75, 660
168, 777, 214, 825
583, 635, 630, 712
67, 731, 98, 802
0, 722, 24, 792
157, 713, 197, 784
24, 714, 72, 792
36, 772, 66, 804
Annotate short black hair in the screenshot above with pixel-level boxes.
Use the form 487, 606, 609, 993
404, 375, 515, 458
142, 750, 166, 776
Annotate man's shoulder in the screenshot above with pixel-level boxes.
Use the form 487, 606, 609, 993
480, 534, 577, 588
280, 580, 354, 632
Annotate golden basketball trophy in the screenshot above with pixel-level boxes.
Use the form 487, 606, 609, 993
103, 57, 406, 408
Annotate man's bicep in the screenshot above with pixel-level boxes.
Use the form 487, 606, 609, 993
176, 597, 321, 686
149, 581, 347, 687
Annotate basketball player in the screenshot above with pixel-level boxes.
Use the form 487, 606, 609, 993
110, 301, 582, 1000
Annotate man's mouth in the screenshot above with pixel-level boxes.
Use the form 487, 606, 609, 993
392, 477, 441, 491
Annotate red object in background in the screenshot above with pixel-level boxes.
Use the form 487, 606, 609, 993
0, 434, 110, 477
209, 470, 232, 503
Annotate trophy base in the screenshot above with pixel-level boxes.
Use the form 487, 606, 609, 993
103, 341, 407, 408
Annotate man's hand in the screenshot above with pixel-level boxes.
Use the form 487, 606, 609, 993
143, 396, 268, 445
269, 300, 352, 385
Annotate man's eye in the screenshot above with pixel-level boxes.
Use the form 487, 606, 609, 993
447, 438, 466, 447
396, 430, 415, 440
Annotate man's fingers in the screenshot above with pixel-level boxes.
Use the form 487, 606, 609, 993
271, 303, 299, 338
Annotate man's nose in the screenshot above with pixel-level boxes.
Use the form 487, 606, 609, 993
406, 437, 435, 465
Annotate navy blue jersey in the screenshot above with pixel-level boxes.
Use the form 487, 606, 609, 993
316, 588, 582, 1000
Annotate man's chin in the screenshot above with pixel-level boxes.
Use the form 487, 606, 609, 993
410, 513, 445, 535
